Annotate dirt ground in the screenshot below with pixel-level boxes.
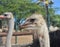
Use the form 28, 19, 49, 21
0, 29, 33, 47
2, 35, 33, 45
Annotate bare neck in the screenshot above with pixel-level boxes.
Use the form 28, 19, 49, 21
5, 18, 14, 47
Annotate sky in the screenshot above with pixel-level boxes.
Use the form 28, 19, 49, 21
33, 0, 60, 15
53, 0, 60, 14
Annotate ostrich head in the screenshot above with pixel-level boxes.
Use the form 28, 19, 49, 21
20, 14, 50, 47
0, 12, 14, 32
0, 12, 13, 19
20, 14, 45, 30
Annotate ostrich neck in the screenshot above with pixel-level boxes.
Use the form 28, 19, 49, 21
5, 18, 14, 47
38, 23, 50, 47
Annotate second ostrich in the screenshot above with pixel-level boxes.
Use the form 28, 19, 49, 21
0, 12, 14, 47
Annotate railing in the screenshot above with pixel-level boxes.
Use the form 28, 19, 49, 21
0, 31, 33, 37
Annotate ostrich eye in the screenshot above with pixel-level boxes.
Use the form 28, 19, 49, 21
29, 19, 36, 22
3, 14, 8, 16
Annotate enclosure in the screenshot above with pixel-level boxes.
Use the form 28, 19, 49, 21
0, 0, 60, 47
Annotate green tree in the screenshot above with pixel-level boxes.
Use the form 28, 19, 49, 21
0, 0, 46, 18
50, 14, 60, 27
1, 0, 60, 27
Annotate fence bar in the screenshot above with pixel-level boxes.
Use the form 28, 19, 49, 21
0, 32, 33, 37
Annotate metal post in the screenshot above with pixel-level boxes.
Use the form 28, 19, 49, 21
0, 20, 2, 29
39, 0, 50, 31
45, 4, 50, 31
15, 22, 18, 44
15, 14, 18, 44
0, 20, 3, 45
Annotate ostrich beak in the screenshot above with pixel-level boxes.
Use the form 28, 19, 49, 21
20, 22, 36, 29
0, 15, 6, 19
20, 23, 30, 29
0, 15, 8, 19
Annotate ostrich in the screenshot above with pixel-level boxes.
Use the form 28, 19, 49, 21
49, 26, 60, 47
20, 13, 50, 47
0, 12, 14, 47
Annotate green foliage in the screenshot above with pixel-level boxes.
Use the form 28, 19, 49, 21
0, 0, 60, 27
50, 14, 60, 27
0, 0, 45, 18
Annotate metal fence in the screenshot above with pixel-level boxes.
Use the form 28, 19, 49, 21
0, 19, 34, 47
